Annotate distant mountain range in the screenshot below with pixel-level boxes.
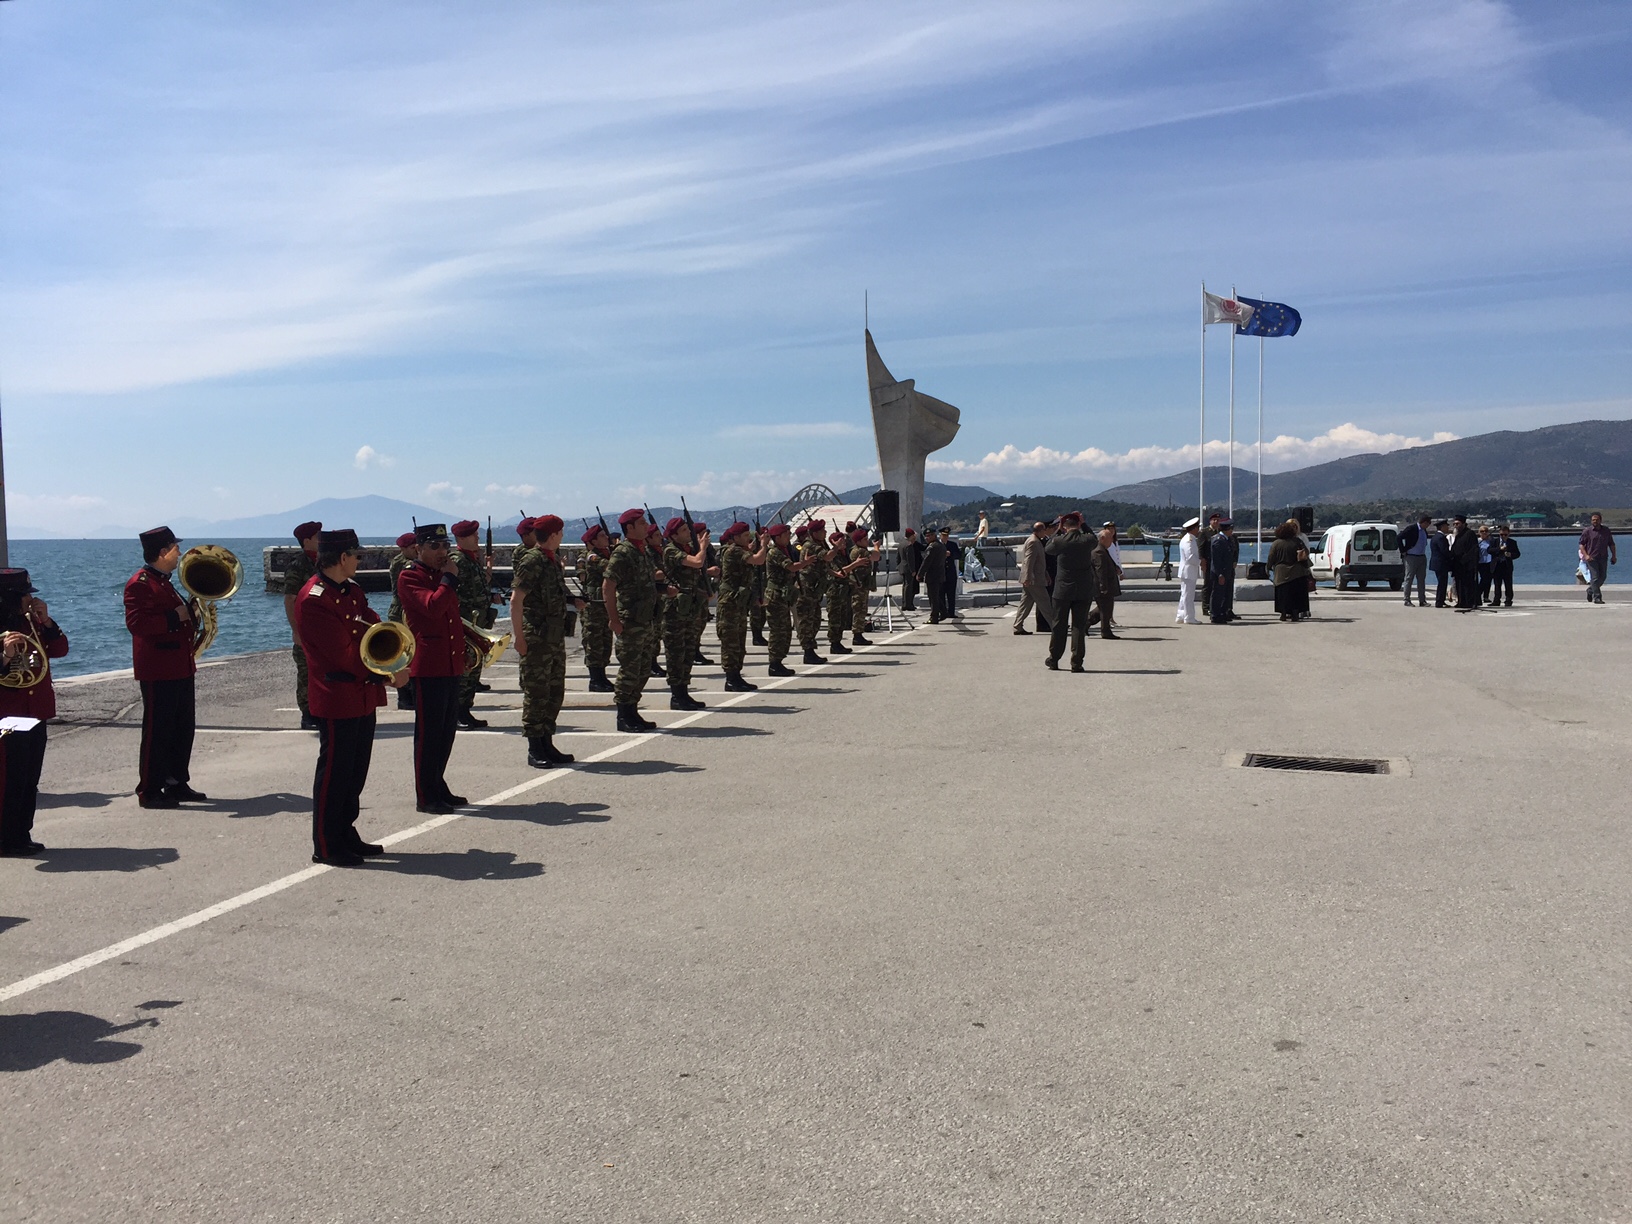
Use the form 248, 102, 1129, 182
1094, 418, 1632, 508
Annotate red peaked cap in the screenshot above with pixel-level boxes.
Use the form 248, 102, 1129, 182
515, 517, 535, 537
395, 531, 417, 548
721, 521, 750, 543
293, 521, 322, 542
533, 514, 564, 537
451, 519, 480, 538
618, 508, 645, 527
664, 516, 688, 539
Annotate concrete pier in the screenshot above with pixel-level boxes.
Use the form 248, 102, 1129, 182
1, 589, 1626, 1220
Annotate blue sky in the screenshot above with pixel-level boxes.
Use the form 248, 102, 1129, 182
2, 1, 1629, 534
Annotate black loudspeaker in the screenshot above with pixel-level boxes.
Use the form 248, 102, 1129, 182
1295, 505, 1315, 534
871, 490, 901, 533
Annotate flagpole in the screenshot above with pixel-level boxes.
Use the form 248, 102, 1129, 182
1257, 329, 1265, 563
1228, 285, 1236, 522
1198, 282, 1206, 525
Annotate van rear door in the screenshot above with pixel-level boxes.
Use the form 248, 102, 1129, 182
1351, 527, 1382, 565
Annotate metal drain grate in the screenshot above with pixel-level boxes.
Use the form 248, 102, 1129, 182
1242, 753, 1389, 775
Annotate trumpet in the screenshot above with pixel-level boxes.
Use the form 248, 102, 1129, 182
0, 623, 50, 690
177, 544, 242, 660
359, 620, 415, 676
462, 619, 510, 674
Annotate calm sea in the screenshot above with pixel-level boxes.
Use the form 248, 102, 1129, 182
9, 533, 1623, 679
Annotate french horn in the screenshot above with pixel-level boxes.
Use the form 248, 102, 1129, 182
0, 624, 50, 689
177, 544, 242, 659
359, 620, 415, 676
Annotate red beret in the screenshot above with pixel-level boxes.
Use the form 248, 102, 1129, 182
904, 528, 916, 537
721, 521, 750, 543
851, 530, 867, 542
581, 524, 606, 545
515, 517, 535, 537
765, 522, 789, 538
829, 531, 846, 543
395, 531, 417, 548
664, 516, 687, 539
451, 519, 480, 537
810, 518, 824, 527
618, 508, 645, 527
844, 521, 856, 532
293, 521, 322, 542
533, 514, 564, 537
794, 524, 810, 537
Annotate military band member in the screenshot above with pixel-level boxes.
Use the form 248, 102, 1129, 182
0, 569, 68, 856
661, 517, 709, 711
511, 514, 582, 768
578, 524, 615, 693
451, 520, 495, 727
604, 508, 664, 731
387, 531, 418, 711
848, 529, 878, 646
124, 526, 206, 809
282, 520, 322, 730
899, 527, 922, 611
826, 530, 855, 654
298, 529, 405, 866
715, 522, 766, 692
398, 523, 468, 813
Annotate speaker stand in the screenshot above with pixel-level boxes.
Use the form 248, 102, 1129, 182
875, 559, 916, 633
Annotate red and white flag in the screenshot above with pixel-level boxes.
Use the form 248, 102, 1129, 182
1203, 290, 1253, 327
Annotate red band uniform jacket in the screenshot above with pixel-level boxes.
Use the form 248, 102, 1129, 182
397, 562, 466, 678
0, 617, 69, 721
124, 566, 198, 682
295, 574, 387, 719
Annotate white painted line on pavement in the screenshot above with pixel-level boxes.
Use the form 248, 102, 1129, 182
1, 627, 917, 1005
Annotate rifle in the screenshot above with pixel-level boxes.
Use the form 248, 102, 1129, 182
680, 495, 701, 549
595, 506, 613, 544
643, 503, 667, 593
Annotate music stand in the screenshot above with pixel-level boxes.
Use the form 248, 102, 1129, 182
874, 542, 916, 632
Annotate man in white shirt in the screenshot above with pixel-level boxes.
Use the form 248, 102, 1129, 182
1175, 517, 1202, 625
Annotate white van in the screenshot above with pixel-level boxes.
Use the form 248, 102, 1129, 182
1309, 522, 1404, 591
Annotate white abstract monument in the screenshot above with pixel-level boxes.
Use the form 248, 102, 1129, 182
866, 329, 961, 533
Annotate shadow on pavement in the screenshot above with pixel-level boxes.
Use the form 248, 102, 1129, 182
1079, 668, 1183, 675
0, 1011, 158, 1072
367, 849, 544, 880
579, 759, 702, 777
717, 704, 806, 717
663, 725, 772, 739
0, 916, 27, 936
207, 792, 309, 820
34, 847, 180, 873
771, 688, 856, 697
479, 801, 612, 826
807, 672, 877, 680
35, 791, 118, 810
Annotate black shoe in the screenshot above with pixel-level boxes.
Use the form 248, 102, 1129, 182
1070, 663, 1085, 673
457, 712, 488, 729
528, 736, 575, 767
1101, 633, 1120, 641
670, 689, 705, 711
586, 667, 615, 693
723, 672, 758, 692
851, 635, 873, 646
694, 651, 712, 665
616, 704, 648, 733
138, 793, 181, 810
312, 849, 365, 867
164, 784, 208, 803
767, 661, 795, 677
475, 680, 492, 692
396, 694, 416, 710
802, 649, 827, 665
541, 736, 574, 764
352, 841, 386, 857
650, 662, 667, 678
1013, 628, 1031, 635
751, 631, 768, 646
830, 642, 853, 655
1044, 657, 1059, 671
415, 801, 455, 815
300, 715, 320, 731
441, 793, 469, 807
928, 616, 942, 624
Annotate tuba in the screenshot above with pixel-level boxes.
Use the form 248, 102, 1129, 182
359, 620, 415, 676
0, 623, 50, 689
462, 618, 510, 674
177, 544, 242, 659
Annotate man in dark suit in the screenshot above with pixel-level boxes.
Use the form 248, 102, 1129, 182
1448, 514, 1482, 613
1043, 512, 1098, 671
917, 529, 947, 624
1208, 520, 1239, 624
939, 527, 963, 620
1428, 520, 1452, 607
1085, 523, 1122, 640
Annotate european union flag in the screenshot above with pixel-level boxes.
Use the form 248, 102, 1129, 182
1235, 296, 1301, 338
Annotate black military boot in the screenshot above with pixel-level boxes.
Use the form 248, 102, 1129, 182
650, 661, 667, 678
586, 666, 614, 692
751, 629, 768, 646
851, 634, 873, 646
829, 640, 853, 655
670, 685, 705, 711
529, 735, 574, 767
802, 648, 826, 666
723, 671, 758, 692
457, 711, 488, 729
693, 650, 713, 665
616, 704, 646, 732
767, 660, 795, 677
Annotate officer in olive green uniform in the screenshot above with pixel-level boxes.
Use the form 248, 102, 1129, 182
715, 521, 765, 691
849, 529, 877, 646
451, 520, 493, 728
661, 517, 709, 711
578, 524, 615, 692
604, 508, 663, 731
386, 530, 418, 710
282, 520, 322, 729
511, 514, 580, 768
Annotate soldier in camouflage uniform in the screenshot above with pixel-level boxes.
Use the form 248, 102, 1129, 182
604, 508, 664, 731
826, 530, 856, 655
749, 532, 768, 647
386, 531, 419, 710
451, 521, 495, 728
660, 517, 710, 710
761, 523, 817, 677
691, 522, 717, 665
849, 529, 878, 646
795, 522, 828, 666
578, 524, 615, 692
282, 520, 321, 729
714, 521, 766, 691
512, 516, 537, 570
510, 514, 581, 768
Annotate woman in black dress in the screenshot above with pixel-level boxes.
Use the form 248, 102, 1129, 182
1268, 520, 1312, 622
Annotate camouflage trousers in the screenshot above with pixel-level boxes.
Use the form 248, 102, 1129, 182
851, 584, 870, 634
795, 594, 822, 650
459, 657, 482, 713
827, 587, 852, 643
614, 617, 661, 705
765, 598, 793, 663
292, 643, 309, 715
582, 602, 612, 669
662, 607, 699, 689
750, 599, 766, 636
715, 597, 749, 672
519, 635, 566, 737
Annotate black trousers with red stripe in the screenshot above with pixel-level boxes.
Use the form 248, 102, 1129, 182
412, 675, 461, 806
312, 712, 376, 857
1, 723, 48, 850
138, 677, 195, 801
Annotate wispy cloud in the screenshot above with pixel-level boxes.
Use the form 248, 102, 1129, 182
717, 421, 865, 440
486, 482, 539, 500
425, 481, 464, 501
354, 444, 395, 470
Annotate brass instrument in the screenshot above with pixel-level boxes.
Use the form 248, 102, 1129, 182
462, 618, 510, 674
0, 622, 50, 689
177, 544, 242, 659
359, 620, 415, 676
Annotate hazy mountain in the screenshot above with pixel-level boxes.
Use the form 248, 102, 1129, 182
61, 495, 459, 541
1095, 419, 1632, 508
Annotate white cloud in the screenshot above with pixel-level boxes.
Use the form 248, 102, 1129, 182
485, 482, 539, 499
426, 481, 464, 500
929, 424, 1460, 484
8, 491, 107, 514
354, 444, 396, 470
717, 422, 865, 440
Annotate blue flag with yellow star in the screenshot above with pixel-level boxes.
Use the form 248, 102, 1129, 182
1235, 296, 1301, 338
